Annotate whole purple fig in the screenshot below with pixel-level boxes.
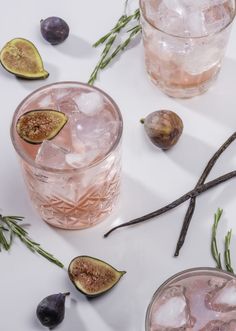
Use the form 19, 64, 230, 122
141, 110, 183, 150
36, 292, 70, 329
40, 17, 69, 45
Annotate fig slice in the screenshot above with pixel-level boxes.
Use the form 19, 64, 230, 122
0, 38, 49, 79
16, 109, 68, 144
68, 256, 126, 297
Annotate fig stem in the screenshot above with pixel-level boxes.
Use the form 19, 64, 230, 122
104, 170, 236, 238
174, 131, 236, 257
140, 118, 145, 124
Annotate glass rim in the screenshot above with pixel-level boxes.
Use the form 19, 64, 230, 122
145, 266, 236, 331
139, 0, 236, 39
10, 81, 123, 174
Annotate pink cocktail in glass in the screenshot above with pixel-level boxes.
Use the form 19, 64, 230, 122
11, 82, 123, 229
140, 0, 236, 98
146, 267, 236, 331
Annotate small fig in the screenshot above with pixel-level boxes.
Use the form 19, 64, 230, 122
36, 292, 70, 329
0, 38, 49, 79
40, 17, 70, 45
68, 256, 126, 297
16, 109, 68, 144
141, 110, 183, 150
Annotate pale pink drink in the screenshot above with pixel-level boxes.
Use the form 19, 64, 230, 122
146, 267, 236, 331
11, 82, 123, 229
140, 0, 236, 98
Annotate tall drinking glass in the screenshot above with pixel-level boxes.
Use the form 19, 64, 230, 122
11, 82, 123, 229
140, 0, 236, 98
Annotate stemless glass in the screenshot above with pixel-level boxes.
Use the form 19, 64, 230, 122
11, 82, 123, 229
140, 0, 236, 98
145, 267, 236, 331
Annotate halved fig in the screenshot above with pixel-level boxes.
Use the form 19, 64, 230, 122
16, 109, 68, 144
0, 38, 49, 79
68, 256, 126, 297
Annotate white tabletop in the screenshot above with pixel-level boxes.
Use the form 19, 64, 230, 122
1, 0, 236, 330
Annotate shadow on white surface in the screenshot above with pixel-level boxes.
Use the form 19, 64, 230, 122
166, 132, 236, 176
0, 62, 14, 80
0, 56, 60, 93
15, 61, 60, 92
62, 298, 88, 331
55, 34, 95, 58
177, 57, 236, 130
31, 297, 88, 330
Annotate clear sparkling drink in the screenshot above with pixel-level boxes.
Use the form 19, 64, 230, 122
11, 82, 123, 229
140, 0, 236, 98
146, 268, 236, 331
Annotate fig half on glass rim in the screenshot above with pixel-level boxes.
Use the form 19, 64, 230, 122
141, 110, 184, 150
68, 256, 126, 297
16, 109, 68, 144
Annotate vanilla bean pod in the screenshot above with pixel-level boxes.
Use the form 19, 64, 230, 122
104, 170, 236, 238
174, 131, 236, 257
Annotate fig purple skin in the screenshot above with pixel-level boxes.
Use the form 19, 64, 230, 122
40, 17, 69, 45
142, 110, 183, 150
36, 292, 70, 329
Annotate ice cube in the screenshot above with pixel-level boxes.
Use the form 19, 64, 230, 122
151, 286, 195, 330
200, 320, 236, 331
65, 150, 98, 168
35, 140, 70, 169
183, 44, 223, 75
70, 110, 117, 157
208, 277, 227, 289
203, 2, 232, 34
53, 88, 70, 101
57, 99, 79, 115
186, 11, 207, 37
152, 0, 187, 36
37, 93, 56, 109
162, 0, 185, 15
74, 92, 104, 116
205, 279, 236, 312
181, 0, 210, 9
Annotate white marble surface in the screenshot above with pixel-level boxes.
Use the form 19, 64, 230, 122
1, 0, 236, 330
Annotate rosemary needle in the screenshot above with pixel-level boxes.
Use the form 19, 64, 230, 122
0, 214, 64, 268
100, 24, 142, 69
211, 208, 223, 270
225, 229, 234, 273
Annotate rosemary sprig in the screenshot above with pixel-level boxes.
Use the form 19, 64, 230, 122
93, 14, 134, 48
225, 229, 234, 273
211, 208, 223, 269
100, 24, 142, 69
210, 209, 235, 274
88, 34, 117, 86
88, 3, 141, 85
0, 214, 64, 268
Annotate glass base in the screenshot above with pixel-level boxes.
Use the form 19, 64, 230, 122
147, 68, 220, 99
36, 190, 119, 230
